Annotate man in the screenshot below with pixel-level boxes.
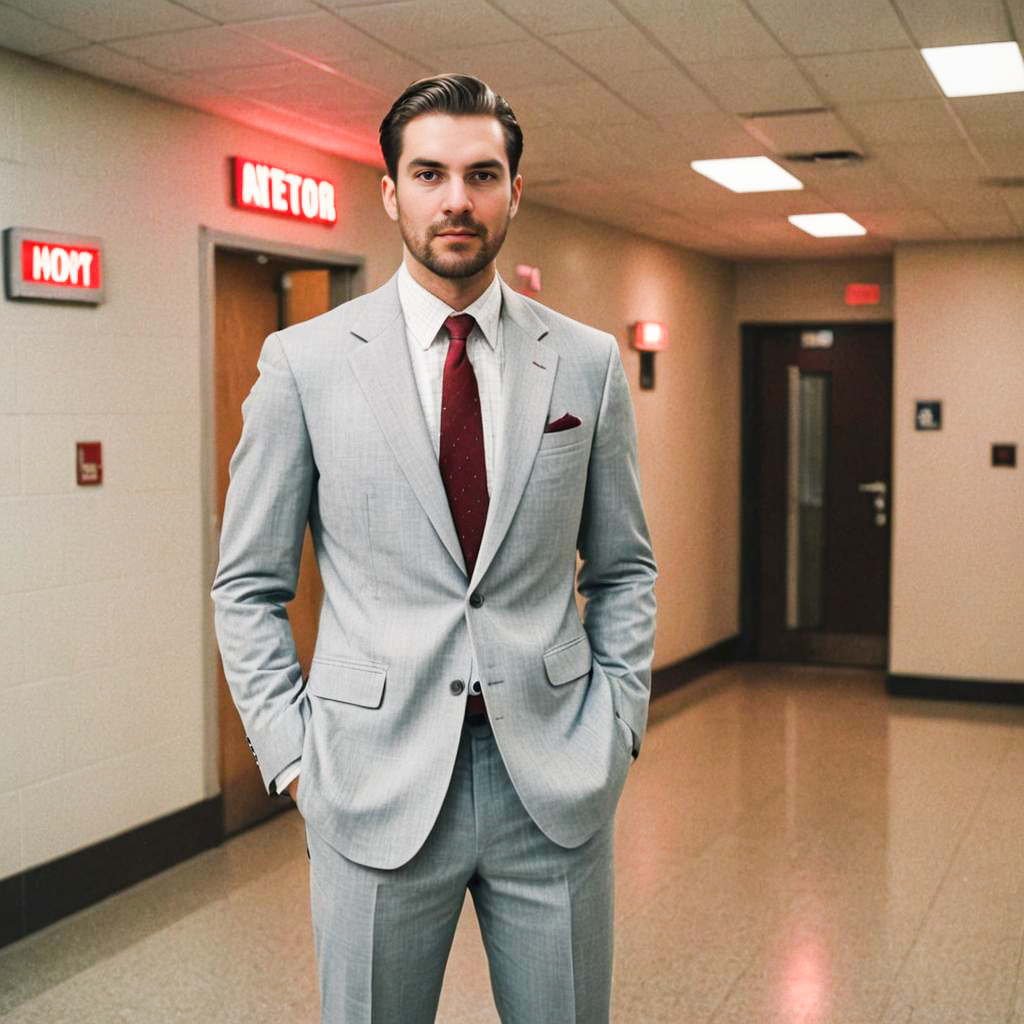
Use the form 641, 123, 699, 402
212, 73, 657, 1024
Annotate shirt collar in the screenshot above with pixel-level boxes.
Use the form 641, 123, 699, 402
397, 260, 503, 352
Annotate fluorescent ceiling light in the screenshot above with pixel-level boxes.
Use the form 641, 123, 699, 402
788, 213, 867, 237
690, 156, 803, 193
920, 41, 1024, 97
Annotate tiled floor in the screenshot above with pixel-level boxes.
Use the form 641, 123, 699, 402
2, 662, 1024, 1023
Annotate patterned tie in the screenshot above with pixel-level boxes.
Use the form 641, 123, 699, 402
439, 313, 488, 577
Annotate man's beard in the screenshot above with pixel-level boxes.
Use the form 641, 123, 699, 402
398, 206, 511, 280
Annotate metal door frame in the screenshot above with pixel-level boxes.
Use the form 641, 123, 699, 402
197, 227, 364, 800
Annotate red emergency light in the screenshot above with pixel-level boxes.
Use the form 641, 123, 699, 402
232, 157, 337, 226
631, 321, 668, 352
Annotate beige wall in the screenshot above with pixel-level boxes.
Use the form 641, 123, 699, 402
891, 242, 1024, 683
736, 257, 893, 323
0, 48, 737, 878
499, 209, 738, 673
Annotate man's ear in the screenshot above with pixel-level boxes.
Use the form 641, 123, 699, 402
509, 173, 523, 218
381, 175, 399, 222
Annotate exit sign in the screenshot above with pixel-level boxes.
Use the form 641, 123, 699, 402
4, 227, 104, 304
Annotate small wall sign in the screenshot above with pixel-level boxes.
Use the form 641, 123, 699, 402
992, 443, 1016, 468
4, 227, 104, 304
915, 400, 942, 431
77, 442, 102, 485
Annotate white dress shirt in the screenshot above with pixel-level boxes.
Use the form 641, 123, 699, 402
273, 262, 505, 796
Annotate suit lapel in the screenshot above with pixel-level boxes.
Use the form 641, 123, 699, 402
347, 273, 467, 573
346, 273, 557, 584
470, 281, 556, 589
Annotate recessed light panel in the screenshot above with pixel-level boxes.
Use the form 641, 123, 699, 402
921, 41, 1024, 98
690, 156, 804, 193
788, 213, 867, 237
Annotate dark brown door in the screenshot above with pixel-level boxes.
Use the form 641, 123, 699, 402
748, 323, 892, 667
213, 249, 349, 835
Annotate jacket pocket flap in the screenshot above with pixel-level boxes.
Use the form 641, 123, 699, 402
308, 656, 386, 708
543, 633, 592, 687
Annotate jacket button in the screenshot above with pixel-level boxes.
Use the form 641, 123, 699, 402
469, 592, 483, 608
450, 679, 465, 695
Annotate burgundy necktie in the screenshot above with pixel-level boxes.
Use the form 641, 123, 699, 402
439, 313, 488, 577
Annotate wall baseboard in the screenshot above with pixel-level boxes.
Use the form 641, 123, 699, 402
887, 673, 1024, 703
651, 635, 741, 700
1, 795, 223, 950
0, 638, 744, 952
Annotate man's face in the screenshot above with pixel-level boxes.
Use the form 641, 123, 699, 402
381, 112, 522, 281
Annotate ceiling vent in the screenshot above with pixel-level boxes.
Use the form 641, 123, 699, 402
979, 176, 1024, 188
783, 150, 866, 166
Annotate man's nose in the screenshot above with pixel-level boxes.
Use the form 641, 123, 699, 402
441, 177, 472, 215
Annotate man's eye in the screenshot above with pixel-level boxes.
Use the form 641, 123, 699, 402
417, 170, 439, 181
471, 172, 497, 182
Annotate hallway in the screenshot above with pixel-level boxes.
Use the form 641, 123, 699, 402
2, 662, 1022, 1023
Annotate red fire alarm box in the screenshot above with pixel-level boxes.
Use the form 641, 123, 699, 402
77, 442, 102, 486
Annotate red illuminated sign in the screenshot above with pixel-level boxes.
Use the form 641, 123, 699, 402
232, 157, 337, 225
845, 283, 881, 306
4, 228, 104, 303
22, 240, 101, 290
631, 321, 668, 352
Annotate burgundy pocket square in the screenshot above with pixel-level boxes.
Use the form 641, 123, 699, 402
544, 412, 581, 433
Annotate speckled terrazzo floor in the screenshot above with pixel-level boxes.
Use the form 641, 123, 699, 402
2, 662, 1024, 1023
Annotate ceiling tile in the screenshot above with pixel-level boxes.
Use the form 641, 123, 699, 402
875, 141, 987, 182
230, 12, 403, 66
950, 94, 1024, 141
5, 0, 212, 42
337, 0, 528, 58
654, 112, 768, 158
799, 48, 941, 104
743, 110, 862, 154
745, 0, 913, 55
109, 25, 288, 71
971, 141, 1024, 177
890, 0, 1012, 47
486, 0, 628, 35
838, 98, 965, 146
685, 57, 822, 114
616, 0, 785, 61
844, 207, 952, 239
548, 25, 672, 76
612, 67, 718, 121
429, 38, 587, 92
793, 161, 913, 208
0, 6, 88, 55
504, 80, 644, 129
44, 44, 178, 88
169, 0, 320, 22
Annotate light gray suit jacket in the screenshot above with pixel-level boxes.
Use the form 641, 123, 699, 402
211, 271, 657, 870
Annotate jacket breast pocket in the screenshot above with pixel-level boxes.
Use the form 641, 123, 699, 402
308, 655, 386, 708
543, 633, 593, 687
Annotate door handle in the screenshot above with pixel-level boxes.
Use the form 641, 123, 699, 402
858, 481, 887, 495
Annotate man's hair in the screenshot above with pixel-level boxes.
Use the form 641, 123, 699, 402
379, 73, 524, 182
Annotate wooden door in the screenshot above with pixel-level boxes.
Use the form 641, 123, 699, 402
749, 323, 893, 666
214, 250, 333, 835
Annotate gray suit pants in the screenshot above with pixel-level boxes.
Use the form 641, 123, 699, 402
304, 715, 615, 1023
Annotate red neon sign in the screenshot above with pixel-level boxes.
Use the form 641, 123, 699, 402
232, 157, 337, 225
21, 240, 102, 289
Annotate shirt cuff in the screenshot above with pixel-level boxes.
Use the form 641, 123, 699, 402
273, 759, 302, 796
